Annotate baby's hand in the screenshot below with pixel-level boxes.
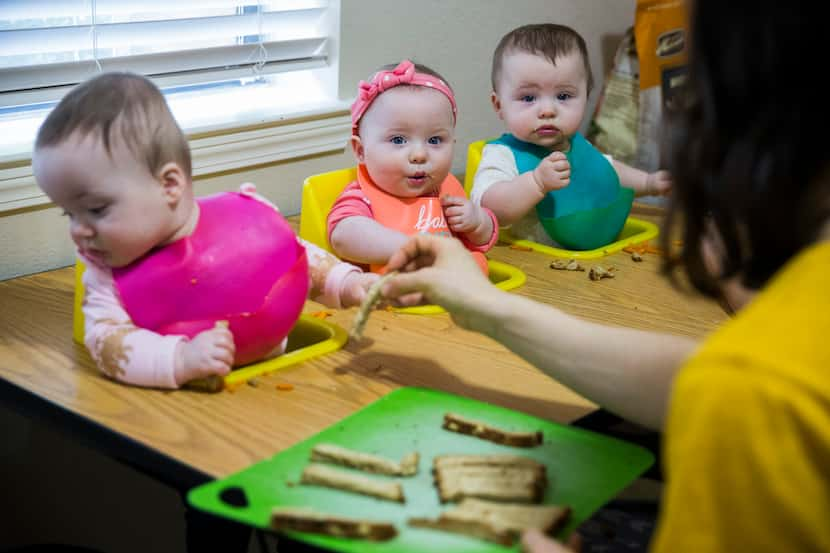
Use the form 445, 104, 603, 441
339, 271, 380, 308
532, 151, 570, 194
175, 323, 235, 386
441, 195, 486, 234
646, 170, 672, 196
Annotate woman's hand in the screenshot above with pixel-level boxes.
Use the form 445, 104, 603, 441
381, 234, 499, 330
522, 530, 581, 553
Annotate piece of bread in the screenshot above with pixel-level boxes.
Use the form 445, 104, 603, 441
442, 413, 543, 447
409, 513, 514, 546
435, 470, 545, 503
408, 498, 570, 545
300, 463, 405, 503
311, 443, 419, 476
432, 454, 548, 504
271, 507, 397, 541
433, 454, 546, 471
457, 498, 571, 535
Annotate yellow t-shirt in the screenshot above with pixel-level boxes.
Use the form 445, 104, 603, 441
652, 240, 830, 552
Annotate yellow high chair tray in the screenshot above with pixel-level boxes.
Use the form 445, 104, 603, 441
73, 260, 347, 391
464, 140, 659, 259
300, 167, 526, 315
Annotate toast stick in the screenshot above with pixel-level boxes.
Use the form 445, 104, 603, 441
349, 271, 397, 341
443, 412, 543, 447
311, 443, 419, 476
300, 463, 405, 503
271, 507, 397, 541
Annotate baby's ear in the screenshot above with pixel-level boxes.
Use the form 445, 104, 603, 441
490, 91, 503, 117
350, 135, 365, 162
157, 162, 189, 204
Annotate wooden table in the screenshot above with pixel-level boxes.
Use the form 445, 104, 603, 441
0, 207, 727, 486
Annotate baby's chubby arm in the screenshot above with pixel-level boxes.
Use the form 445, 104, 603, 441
441, 195, 495, 246
329, 216, 410, 265
612, 160, 672, 196
174, 324, 235, 386
300, 236, 379, 307
81, 261, 233, 388
479, 151, 570, 226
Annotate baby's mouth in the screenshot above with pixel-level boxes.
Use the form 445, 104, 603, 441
407, 171, 429, 184
536, 125, 559, 136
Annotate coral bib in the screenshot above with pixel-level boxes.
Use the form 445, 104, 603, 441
113, 192, 309, 366
357, 165, 488, 274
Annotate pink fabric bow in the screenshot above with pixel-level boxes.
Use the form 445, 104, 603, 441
350, 59, 457, 135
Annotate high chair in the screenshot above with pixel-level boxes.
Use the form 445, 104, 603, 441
72, 259, 348, 390
299, 167, 526, 315
463, 140, 659, 259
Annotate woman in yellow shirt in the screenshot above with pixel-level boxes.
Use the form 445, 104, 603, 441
381, 0, 830, 551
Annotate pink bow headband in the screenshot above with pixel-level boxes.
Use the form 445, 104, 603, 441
350, 60, 457, 136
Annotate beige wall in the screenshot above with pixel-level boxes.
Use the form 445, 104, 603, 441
0, 0, 635, 281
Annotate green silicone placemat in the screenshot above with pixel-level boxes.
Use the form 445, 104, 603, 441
188, 387, 653, 552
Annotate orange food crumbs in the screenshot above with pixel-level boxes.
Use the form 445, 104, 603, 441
509, 244, 533, 251
190, 278, 198, 285
276, 383, 294, 391
309, 311, 333, 319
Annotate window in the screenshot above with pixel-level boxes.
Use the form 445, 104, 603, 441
0, 0, 347, 211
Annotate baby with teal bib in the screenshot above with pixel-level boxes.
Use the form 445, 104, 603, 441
471, 23, 672, 250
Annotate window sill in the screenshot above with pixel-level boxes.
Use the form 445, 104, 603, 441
0, 94, 352, 213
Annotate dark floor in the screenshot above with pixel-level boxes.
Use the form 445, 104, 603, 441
0, 404, 660, 553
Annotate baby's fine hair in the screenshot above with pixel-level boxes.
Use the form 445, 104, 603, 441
491, 23, 593, 95
35, 72, 191, 178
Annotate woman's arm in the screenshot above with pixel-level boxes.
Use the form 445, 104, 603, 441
382, 235, 697, 430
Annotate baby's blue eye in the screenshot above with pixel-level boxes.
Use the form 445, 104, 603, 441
521, 95, 535, 103
88, 205, 108, 216
390, 136, 406, 145
428, 136, 442, 145
557, 92, 572, 101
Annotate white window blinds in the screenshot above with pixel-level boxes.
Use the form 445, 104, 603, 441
0, 0, 336, 107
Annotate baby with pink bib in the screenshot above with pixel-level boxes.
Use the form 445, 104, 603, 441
32, 72, 377, 389
327, 60, 498, 275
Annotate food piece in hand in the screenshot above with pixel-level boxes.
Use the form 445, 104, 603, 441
311, 443, 419, 476
182, 320, 230, 393
271, 507, 397, 541
300, 463, 405, 503
408, 498, 570, 545
349, 271, 397, 340
442, 413, 543, 447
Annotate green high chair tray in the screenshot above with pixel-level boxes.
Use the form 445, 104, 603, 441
188, 387, 654, 552
464, 140, 659, 259
300, 167, 526, 315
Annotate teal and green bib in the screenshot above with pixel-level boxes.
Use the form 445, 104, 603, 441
489, 133, 633, 250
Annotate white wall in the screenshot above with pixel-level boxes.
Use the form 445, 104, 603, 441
0, 0, 635, 281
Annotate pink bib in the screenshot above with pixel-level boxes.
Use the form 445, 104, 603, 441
113, 192, 309, 366
357, 165, 488, 275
